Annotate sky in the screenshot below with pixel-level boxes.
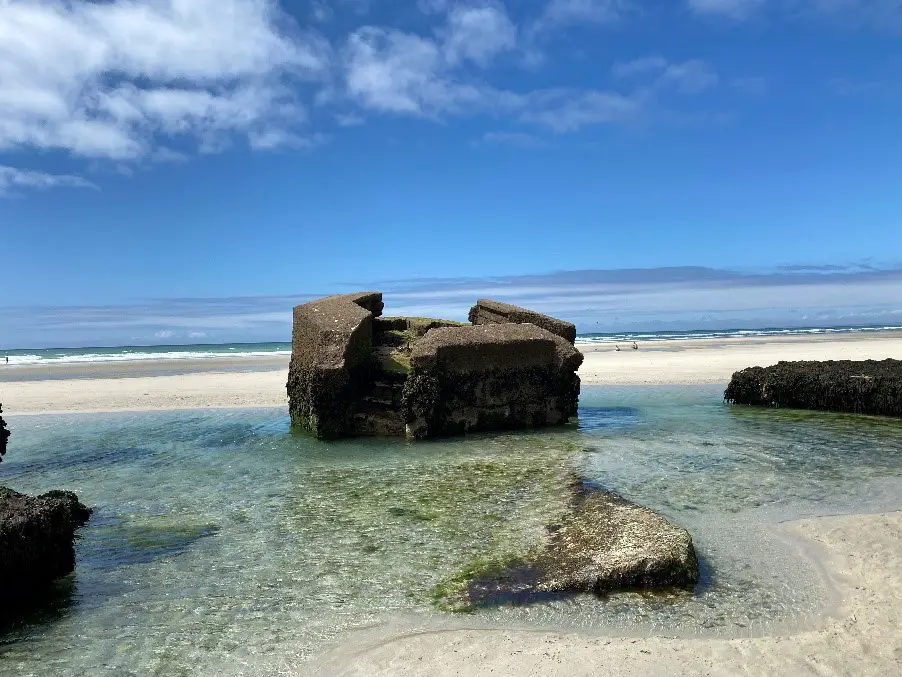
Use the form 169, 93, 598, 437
0, 0, 901, 347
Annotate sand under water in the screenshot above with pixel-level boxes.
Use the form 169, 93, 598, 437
0, 385, 900, 676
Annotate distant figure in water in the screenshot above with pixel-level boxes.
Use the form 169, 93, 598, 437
631, 342, 639, 350
3, 356, 7, 365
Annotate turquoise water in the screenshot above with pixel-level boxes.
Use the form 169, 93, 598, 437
1, 386, 901, 675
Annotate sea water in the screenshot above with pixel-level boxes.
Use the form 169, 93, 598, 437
1, 386, 901, 676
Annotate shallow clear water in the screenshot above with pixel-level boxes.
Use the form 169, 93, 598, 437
1, 386, 901, 676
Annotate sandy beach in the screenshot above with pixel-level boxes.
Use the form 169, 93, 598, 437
1, 332, 900, 414
305, 510, 902, 676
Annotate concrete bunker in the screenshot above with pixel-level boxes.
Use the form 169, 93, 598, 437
287, 293, 583, 439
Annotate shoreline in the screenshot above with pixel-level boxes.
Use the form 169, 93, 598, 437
302, 509, 902, 676
0, 332, 899, 415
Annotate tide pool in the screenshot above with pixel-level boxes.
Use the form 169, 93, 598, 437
1, 385, 900, 676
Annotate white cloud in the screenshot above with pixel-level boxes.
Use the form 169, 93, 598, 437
344, 28, 446, 114
441, 4, 517, 67
521, 89, 639, 132
249, 130, 328, 150
343, 23, 717, 132
613, 57, 718, 94
687, 0, 765, 18
343, 25, 522, 116
154, 330, 176, 339
612, 56, 669, 79
0, 0, 328, 164
0, 165, 97, 195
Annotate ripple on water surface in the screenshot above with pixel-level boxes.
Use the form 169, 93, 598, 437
1, 385, 901, 675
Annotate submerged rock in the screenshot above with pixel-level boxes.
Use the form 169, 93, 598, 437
0, 487, 92, 604
725, 359, 902, 417
435, 481, 699, 611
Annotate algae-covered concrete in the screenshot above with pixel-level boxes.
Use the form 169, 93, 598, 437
287, 293, 583, 439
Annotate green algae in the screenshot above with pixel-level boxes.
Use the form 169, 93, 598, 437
429, 552, 529, 613
282, 434, 580, 615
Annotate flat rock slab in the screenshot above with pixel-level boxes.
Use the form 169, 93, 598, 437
0, 487, 92, 606
443, 482, 699, 611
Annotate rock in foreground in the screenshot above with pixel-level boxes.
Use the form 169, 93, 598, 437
0, 404, 9, 462
436, 481, 699, 611
725, 359, 902, 417
0, 487, 92, 603
287, 292, 582, 439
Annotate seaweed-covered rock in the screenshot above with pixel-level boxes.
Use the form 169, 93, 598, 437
725, 359, 902, 417
0, 487, 92, 603
0, 403, 10, 462
435, 481, 699, 611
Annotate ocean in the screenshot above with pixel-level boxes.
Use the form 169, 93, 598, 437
3, 324, 902, 365
1, 386, 901, 675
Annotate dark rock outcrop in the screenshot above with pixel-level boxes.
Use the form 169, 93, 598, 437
725, 359, 902, 417
287, 293, 583, 439
0, 403, 9, 462
436, 481, 699, 611
0, 487, 92, 603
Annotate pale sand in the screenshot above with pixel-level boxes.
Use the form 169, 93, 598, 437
579, 331, 902, 385
304, 511, 902, 677
1, 332, 900, 414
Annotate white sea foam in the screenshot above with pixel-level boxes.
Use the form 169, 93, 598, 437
573, 325, 902, 344
5, 350, 290, 366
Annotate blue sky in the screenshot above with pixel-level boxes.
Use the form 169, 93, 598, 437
1, 0, 901, 347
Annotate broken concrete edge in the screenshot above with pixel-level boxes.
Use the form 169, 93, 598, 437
0, 486, 92, 608
290, 292, 382, 372
431, 478, 700, 612
725, 359, 902, 417
469, 299, 577, 345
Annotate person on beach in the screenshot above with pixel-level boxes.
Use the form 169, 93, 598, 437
631, 342, 638, 350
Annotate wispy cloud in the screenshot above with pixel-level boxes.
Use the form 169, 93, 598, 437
0, 165, 96, 196
688, 0, 902, 30
3, 266, 901, 348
